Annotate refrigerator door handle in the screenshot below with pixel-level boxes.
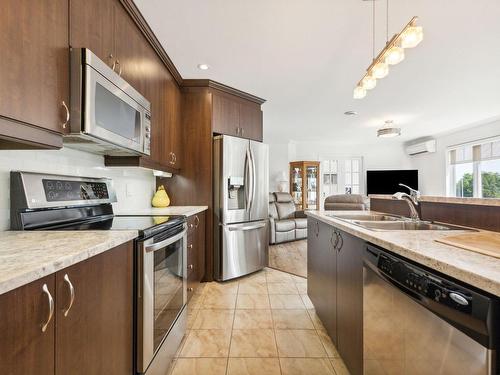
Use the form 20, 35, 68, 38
247, 147, 255, 212
227, 222, 267, 231
245, 147, 252, 211
250, 147, 257, 213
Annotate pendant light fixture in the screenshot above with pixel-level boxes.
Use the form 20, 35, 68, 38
353, 0, 423, 99
377, 120, 401, 138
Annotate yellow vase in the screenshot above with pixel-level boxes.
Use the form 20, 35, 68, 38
152, 185, 170, 208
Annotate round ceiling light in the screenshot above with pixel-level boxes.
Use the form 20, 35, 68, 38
344, 111, 358, 116
377, 120, 401, 138
197, 63, 210, 70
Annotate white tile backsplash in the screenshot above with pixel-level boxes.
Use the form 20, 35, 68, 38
0, 147, 157, 230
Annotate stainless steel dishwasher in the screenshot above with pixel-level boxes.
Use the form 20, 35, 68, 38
363, 244, 498, 375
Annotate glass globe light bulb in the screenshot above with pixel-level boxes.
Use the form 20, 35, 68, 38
361, 75, 377, 90
353, 85, 366, 99
385, 46, 405, 65
400, 26, 423, 48
372, 62, 389, 79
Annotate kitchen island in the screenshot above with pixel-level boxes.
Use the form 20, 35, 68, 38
306, 210, 500, 375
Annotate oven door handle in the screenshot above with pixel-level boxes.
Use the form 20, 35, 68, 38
144, 228, 187, 253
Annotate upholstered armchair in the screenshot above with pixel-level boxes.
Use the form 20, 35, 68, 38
269, 192, 308, 244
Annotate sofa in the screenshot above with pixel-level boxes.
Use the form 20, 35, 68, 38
324, 194, 368, 211
268, 192, 307, 244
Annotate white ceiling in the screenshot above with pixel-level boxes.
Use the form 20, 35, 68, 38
135, 0, 500, 145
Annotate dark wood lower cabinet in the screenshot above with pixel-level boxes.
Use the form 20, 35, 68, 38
0, 242, 133, 375
187, 212, 206, 301
307, 220, 364, 375
307, 219, 337, 344
55, 241, 133, 375
336, 228, 364, 375
0, 275, 56, 375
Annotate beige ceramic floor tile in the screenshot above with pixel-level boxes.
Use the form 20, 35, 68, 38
238, 281, 269, 295
269, 294, 305, 309
330, 357, 351, 375
205, 281, 239, 295
202, 292, 237, 309
180, 329, 231, 357
187, 308, 200, 329
300, 294, 314, 309
233, 309, 273, 329
275, 329, 327, 357
236, 294, 270, 309
192, 309, 235, 329
317, 329, 340, 358
307, 309, 327, 332
272, 309, 315, 329
295, 283, 307, 294
280, 358, 335, 375
171, 358, 227, 375
187, 293, 204, 310
227, 358, 281, 375
266, 271, 293, 283
291, 274, 307, 284
229, 329, 278, 357
267, 282, 299, 295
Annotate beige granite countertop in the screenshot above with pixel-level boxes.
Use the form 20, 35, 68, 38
115, 206, 208, 217
306, 210, 500, 297
369, 194, 500, 207
0, 230, 138, 295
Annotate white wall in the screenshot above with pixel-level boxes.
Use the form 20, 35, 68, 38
409, 118, 500, 195
268, 140, 412, 193
0, 147, 157, 230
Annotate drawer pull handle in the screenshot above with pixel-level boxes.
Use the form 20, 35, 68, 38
188, 244, 193, 249
41, 284, 54, 332
63, 274, 75, 317
188, 264, 194, 270
188, 287, 194, 292
61, 101, 70, 129
194, 215, 200, 228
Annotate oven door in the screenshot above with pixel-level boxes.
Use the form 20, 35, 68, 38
83, 63, 151, 155
137, 225, 187, 374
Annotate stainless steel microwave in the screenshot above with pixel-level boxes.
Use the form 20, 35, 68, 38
65, 48, 151, 156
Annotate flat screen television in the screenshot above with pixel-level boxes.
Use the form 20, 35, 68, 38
366, 170, 418, 195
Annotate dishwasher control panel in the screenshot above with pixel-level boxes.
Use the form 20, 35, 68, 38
378, 254, 473, 314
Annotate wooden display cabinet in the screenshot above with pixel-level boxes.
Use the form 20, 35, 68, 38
289, 161, 320, 210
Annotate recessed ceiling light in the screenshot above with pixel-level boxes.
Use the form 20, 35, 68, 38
197, 64, 210, 70
344, 111, 358, 116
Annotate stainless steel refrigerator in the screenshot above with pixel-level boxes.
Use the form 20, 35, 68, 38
213, 135, 269, 281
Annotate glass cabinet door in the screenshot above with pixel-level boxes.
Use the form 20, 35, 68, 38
306, 165, 318, 209
290, 165, 303, 209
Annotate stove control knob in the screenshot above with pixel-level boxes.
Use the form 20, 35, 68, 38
449, 292, 469, 306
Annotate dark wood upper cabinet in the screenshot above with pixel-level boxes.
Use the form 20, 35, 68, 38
239, 102, 263, 141
212, 92, 241, 137
55, 241, 133, 375
211, 90, 264, 142
0, 0, 69, 148
69, 0, 115, 68
0, 275, 56, 375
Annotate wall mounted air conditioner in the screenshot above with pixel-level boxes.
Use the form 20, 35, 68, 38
405, 139, 436, 156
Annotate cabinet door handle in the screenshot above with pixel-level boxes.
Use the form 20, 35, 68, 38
337, 232, 343, 252
61, 101, 70, 129
172, 152, 177, 164
41, 284, 54, 332
188, 264, 194, 270
236, 127, 240, 135
194, 215, 200, 228
330, 230, 339, 250
188, 244, 193, 249
188, 287, 194, 292
169, 152, 175, 165
315, 221, 319, 237
109, 54, 115, 69
62, 274, 75, 317
114, 59, 122, 76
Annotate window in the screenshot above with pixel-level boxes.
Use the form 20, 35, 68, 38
448, 138, 500, 198
345, 159, 361, 194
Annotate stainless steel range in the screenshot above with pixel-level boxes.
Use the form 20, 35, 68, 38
10, 171, 187, 375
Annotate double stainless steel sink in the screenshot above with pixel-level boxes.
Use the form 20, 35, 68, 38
327, 213, 471, 231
